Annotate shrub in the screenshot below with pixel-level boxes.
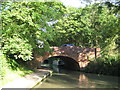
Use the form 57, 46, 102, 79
85, 55, 120, 76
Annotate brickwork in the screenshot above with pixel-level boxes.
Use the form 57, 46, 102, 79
33, 46, 100, 69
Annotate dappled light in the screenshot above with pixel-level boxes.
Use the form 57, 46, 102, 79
1, 1, 119, 88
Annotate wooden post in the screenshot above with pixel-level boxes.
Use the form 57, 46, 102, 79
95, 48, 100, 59
95, 48, 97, 59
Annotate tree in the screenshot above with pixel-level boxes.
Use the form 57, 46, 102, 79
52, 2, 119, 50
1, 2, 66, 61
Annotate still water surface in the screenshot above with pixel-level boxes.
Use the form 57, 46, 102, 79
34, 65, 119, 88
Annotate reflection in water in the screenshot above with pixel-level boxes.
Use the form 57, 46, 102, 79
33, 65, 119, 88
52, 65, 60, 73
78, 73, 119, 88
79, 74, 89, 88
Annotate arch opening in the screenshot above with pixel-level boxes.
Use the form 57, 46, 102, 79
42, 56, 80, 71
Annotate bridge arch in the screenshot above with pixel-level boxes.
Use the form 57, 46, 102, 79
31, 46, 100, 70
43, 56, 80, 71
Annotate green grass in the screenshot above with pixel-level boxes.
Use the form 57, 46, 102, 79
0, 50, 34, 87
0, 66, 33, 87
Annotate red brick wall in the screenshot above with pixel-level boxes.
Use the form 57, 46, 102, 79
33, 46, 100, 69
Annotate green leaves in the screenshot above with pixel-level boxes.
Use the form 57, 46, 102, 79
2, 36, 33, 60
1, 2, 66, 61
1, 1, 119, 62
52, 2, 119, 49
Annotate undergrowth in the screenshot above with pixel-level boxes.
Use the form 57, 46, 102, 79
0, 50, 33, 87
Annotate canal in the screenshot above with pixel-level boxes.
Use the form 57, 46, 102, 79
33, 65, 119, 88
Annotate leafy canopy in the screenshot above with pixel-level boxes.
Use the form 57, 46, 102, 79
1, 2, 66, 61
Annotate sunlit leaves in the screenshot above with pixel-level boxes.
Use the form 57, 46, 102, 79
1, 2, 66, 61
53, 2, 119, 50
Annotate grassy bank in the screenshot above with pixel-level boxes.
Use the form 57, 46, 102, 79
0, 51, 34, 87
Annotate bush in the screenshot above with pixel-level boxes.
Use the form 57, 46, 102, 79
85, 55, 120, 76
2, 36, 33, 61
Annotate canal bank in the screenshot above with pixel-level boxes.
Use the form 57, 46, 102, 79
1, 69, 52, 89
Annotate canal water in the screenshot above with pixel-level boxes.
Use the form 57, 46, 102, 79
33, 65, 120, 88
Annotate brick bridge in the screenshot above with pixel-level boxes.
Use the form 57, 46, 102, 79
30, 46, 100, 70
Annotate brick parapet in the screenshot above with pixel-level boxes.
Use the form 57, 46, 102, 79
33, 46, 100, 69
